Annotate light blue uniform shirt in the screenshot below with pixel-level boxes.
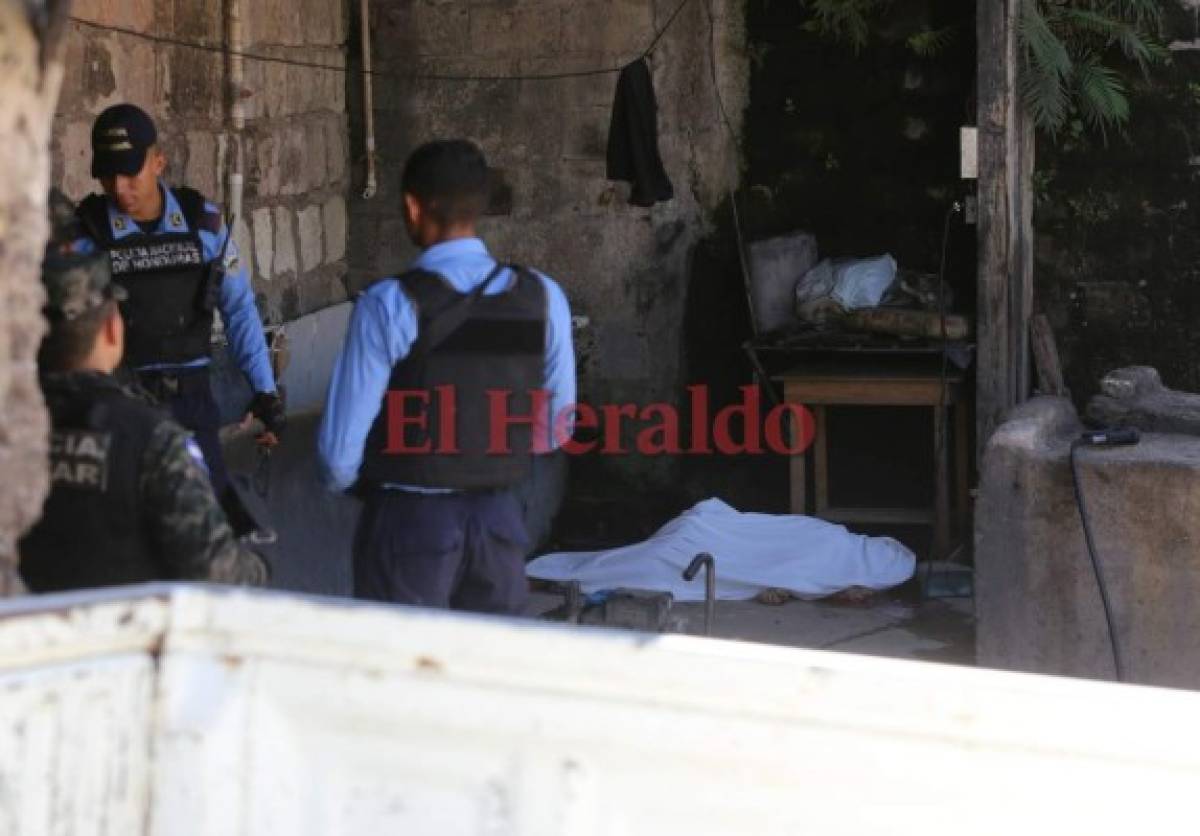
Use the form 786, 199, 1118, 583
317, 238, 577, 494
73, 184, 276, 394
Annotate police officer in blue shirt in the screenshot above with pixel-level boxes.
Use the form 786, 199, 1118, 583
318, 140, 576, 614
72, 103, 284, 496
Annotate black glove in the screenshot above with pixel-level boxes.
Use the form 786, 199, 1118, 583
249, 391, 286, 438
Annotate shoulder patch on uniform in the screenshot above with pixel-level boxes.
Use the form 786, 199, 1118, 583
185, 436, 211, 475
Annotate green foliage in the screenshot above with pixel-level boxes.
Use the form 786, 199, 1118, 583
906, 25, 957, 58
799, 0, 1171, 136
800, 0, 894, 51
1018, 0, 1169, 135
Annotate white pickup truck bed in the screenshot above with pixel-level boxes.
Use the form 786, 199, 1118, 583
0, 585, 1196, 835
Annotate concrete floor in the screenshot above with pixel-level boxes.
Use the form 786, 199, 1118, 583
527, 588, 976, 666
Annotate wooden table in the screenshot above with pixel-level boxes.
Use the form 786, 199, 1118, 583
776, 359, 970, 559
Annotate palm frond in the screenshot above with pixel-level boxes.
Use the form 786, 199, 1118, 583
797, 0, 1170, 138
1073, 54, 1131, 131
907, 26, 957, 58
1020, 0, 1073, 82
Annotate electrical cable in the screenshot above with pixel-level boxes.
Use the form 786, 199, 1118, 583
69, 0, 695, 83
920, 202, 962, 600
703, 0, 755, 336
1069, 440, 1127, 682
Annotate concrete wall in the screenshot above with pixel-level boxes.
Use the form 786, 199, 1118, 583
976, 396, 1200, 689
52, 0, 352, 323
348, 0, 748, 486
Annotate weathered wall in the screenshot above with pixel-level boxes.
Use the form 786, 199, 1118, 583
976, 395, 1200, 688
347, 0, 747, 486
52, 0, 351, 323
0, 0, 70, 594
1035, 2, 1200, 403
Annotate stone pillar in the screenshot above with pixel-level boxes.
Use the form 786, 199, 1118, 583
0, 0, 70, 595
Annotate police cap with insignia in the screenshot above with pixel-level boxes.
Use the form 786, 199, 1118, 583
91, 103, 157, 178
42, 190, 127, 321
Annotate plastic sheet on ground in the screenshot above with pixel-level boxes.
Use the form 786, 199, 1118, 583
527, 499, 916, 602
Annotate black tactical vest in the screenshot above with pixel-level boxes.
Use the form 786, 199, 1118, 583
359, 267, 548, 491
19, 373, 171, 592
77, 188, 218, 367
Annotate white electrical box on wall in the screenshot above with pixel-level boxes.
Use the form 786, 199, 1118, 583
961, 127, 979, 179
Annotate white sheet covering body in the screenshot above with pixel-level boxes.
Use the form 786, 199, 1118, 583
527, 499, 916, 602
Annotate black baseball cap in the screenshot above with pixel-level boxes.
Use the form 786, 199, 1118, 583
91, 104, 157, 178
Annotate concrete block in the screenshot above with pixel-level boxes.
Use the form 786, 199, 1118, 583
323, 195, 347, 264
285, 64, 315, 118
259, 59, 291, 120
87, 35, 156, 113
250, 130, 282, 199
56, 31, 90, 117
249, 0, 304, 47
325, 117, 347, 185
976, 396, 1200, 689
252, 206, 274, 278
72, 0, 155, 32
164, 48, 223, 121
184, 131, 219, 198
233, 217, 253, 279
172, 0, 222, 42
305, 120, 328, 191
324, 51, 348, 113
297, 204, 324, 272
57, 120, 94, 201
273, 206, 298, 277
304, 0, 348, 46
279, 125, 308, 197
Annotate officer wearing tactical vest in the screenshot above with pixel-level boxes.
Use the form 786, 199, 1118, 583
72, 103, 284, 497
318, 140, 576, 614
19, 192, 269, 593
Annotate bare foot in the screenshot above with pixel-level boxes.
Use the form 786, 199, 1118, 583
755, 588, 793, 606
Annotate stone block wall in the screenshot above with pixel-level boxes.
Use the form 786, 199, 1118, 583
52, 0, 351, 324
348, 0, 748, 487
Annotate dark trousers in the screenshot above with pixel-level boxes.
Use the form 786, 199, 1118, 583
353, 489, 531, 615
137, 367, 229, 496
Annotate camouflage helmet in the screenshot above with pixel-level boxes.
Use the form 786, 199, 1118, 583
42, 189, 126, 321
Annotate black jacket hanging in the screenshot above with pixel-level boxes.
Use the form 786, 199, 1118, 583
606, 58, 674, 207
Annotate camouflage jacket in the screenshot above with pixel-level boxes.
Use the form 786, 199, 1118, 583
25, 371, 267, 589
139, 417, 270, 586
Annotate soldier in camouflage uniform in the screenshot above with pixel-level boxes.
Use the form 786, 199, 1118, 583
18, 192, 268, 593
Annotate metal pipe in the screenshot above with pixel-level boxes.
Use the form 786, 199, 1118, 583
227, 0, 246, 223
359, 0, 377, 200
682, 553, 716, 636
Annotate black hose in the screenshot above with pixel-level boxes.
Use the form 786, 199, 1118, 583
1069, 442, 1125, 682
